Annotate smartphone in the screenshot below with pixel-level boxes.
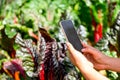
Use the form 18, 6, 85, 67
59, 20, 83, 52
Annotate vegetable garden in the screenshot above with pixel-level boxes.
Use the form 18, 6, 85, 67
0, 0, 120, 80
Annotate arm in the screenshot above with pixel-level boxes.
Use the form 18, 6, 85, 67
66, 42, 109, 80
81, 43, 120, 72
105, 57, 120, 72
78, 65, 108, 80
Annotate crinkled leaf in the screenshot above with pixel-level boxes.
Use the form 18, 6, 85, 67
43, 41, 79, 80
15, 28, 81, 80
38, 28, 80, 80
15, 34, 35, 77
3, 59, 25, 78
39, 28, 54, 42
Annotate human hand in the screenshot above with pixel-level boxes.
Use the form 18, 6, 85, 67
66, 42, 93, 69
66, 42, 109, 80
81, 43, 110, 70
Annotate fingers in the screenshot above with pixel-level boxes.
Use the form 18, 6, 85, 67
66, 41, 98, 56
66, 42, 75, 53
81, 43, 99, 56
67, 41, 95, 55
82, 47, 95, 55
66, 42, 78, 66
81, 42, 87, 47
82, 42, 91, 48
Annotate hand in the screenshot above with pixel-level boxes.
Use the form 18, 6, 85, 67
66, 42, 109, 80
66, 42, 93, 69
81, 43, 110, 70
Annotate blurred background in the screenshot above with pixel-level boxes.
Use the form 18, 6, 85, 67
0, 0, 120, 80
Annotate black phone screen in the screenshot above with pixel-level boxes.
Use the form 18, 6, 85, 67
59, 20, 83, 52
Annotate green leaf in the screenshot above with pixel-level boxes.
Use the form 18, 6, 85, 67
5, 26, 17, 38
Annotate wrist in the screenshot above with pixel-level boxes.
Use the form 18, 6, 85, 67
77, 62, 93, 72
78, 65, 108, 80
104, 57, 118, 70
103, 56, 112, 70
104, 57, 120, 72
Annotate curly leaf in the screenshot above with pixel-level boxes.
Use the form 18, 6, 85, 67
3, 59, 25, 78
39, 28, 54, 42
15, 34, 35, 77
38, 28, 79, 80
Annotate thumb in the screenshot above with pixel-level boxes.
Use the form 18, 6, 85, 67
66, 42, 76, 53
81, 47, 98, 56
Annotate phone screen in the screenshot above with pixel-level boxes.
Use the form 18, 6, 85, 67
59, 20, 83, 52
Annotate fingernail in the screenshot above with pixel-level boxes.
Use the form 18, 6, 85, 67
81, 49, 85, 52
66, 42, 69, 45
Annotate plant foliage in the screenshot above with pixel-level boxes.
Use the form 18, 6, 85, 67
0, 0, 120, 80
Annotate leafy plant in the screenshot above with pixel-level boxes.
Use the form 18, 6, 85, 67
0, 0, 120, 80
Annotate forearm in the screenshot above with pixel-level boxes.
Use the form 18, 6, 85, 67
77, 65, 109, 80
105, 57, 120, 72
